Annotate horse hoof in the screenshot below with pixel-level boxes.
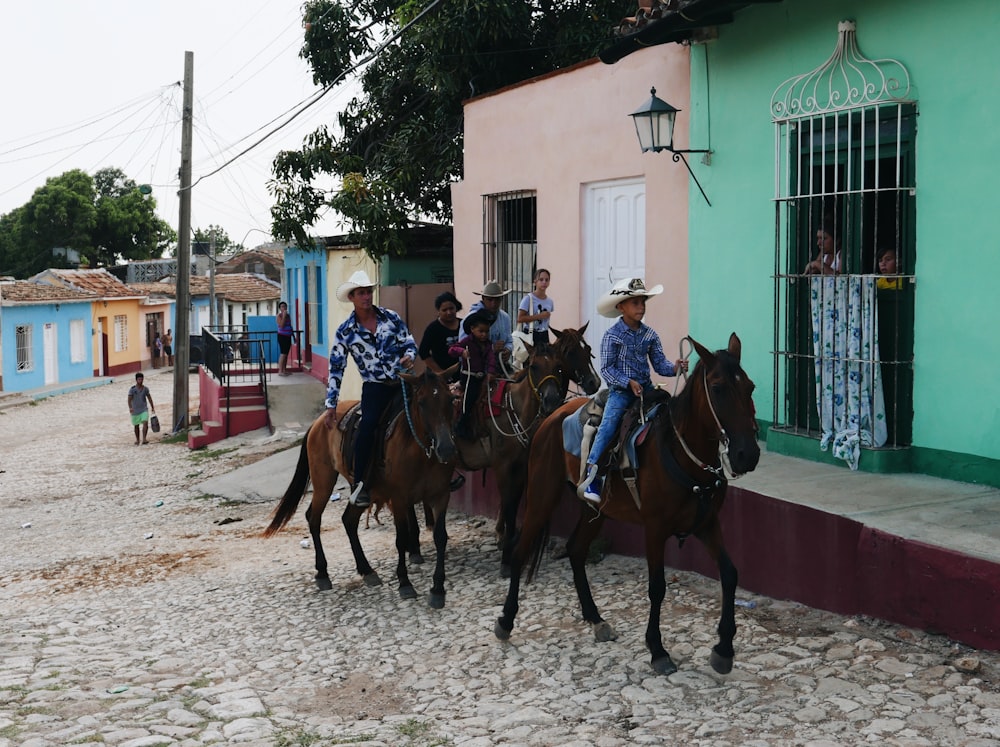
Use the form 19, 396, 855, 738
499, 564, 511, 579
409, 553, 425, 565
592, 621, 619, 642
652, 655, 678, 676
315, 576, 333, 592
428, 592, 445, 609
710, 648, 734, 675
399, 585, 417, 600
363, 572, 383, 588
494, 619, 512, 641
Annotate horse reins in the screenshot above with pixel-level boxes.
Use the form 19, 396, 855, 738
669, 339, 746, 482
399, 370, 436, 461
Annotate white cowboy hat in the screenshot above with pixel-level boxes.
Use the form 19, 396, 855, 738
472, 280, 511, 298
596, 277, 664, 318
336, 270, 378, 303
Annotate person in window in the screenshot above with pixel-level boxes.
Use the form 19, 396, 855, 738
516, 268, 554, 347
804, 226, 842, 275
418, 291, 463, 374
323, 270, 417, 509
876, 247, 902, 290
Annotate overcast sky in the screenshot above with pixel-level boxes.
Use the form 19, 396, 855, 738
0, 1, 358, 250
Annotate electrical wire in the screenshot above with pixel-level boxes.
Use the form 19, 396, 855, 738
184, 0, 444, 191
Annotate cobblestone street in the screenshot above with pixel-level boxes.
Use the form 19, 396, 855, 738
1, 376, 999, 746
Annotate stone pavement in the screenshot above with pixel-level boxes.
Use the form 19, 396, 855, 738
1, 374, 999, 746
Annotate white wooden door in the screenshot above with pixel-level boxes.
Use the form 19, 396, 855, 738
43, 322, 58, 385
582, 178, 646, 379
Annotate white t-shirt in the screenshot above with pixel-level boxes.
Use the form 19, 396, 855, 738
518, 293, 554, 333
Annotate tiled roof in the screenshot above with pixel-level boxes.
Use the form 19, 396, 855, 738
0, 280, 96, 304
601, 0, 781, 64
189, 274, 281, 303
127, 282, 177, 298
37, 268, 140, 299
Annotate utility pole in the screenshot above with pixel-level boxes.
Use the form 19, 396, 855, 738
172, 51, 194, 432
209, 228, 217, 327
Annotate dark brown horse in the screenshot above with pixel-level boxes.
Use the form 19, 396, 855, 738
263, 367, 459, 607
457, 325, 600, 575
494, 333, 760, 675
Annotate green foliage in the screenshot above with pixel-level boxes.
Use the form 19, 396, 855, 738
193, 224, 241, 253
0, 167, 176, 278
270, 0, 630, 258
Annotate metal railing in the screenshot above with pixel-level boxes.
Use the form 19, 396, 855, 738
201, 325, 281, 437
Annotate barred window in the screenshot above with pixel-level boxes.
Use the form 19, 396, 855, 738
16, 324, 33, 372
482, 190, 537, 322
70, 319, 87, 363
114, 315, 128, 353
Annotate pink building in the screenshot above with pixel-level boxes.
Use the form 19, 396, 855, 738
451, 45, 692, 350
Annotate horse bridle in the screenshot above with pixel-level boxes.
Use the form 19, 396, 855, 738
671, 366, 747, 481
399, 375, 444, 461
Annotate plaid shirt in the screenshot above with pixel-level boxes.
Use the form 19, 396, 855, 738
600, 318, 676, 390
325, 306, 417, 410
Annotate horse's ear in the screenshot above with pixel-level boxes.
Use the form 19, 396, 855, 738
400, 371, 418, 384
524, 342, 535, 355
442, 362, 461, 380
687, 336, 716, 368
550, 326, 563, 339
578, 320, 590, 336
728, 332, 742, 363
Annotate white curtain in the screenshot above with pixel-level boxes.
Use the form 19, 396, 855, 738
810, 276, 888, 470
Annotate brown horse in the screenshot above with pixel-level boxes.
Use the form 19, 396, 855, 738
263, 367, 459, 607
457, 325, 600, 576
494, 333, 760, 675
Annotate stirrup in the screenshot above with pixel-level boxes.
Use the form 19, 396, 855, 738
349, 481, 370, 508
577, 464, 602, 505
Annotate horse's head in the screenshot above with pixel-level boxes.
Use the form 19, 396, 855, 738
551, 323, 601, 395
522, 344, 568, 416
686, 333, 760, 477
400, 366, 459, 464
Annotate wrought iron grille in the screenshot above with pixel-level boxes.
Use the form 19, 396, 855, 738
482, 190, 538, 322
771, 21, 916, 453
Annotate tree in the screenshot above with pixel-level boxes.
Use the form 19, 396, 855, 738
270, 0, 629, 258
0, 168, 176, 277
91, 167, 176, 266
193, 225, 242, 255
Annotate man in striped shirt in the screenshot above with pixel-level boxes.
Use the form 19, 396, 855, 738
578, 277, 688, 505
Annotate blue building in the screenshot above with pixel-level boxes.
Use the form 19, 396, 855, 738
0, 280, 96, 393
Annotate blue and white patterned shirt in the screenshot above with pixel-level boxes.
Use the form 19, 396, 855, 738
325, 306, 418, 410
600, 318, 676, 390
468, 301, 513, 353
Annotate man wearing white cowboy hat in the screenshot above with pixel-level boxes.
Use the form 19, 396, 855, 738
324, 269, 418, 508
468, 280, 514, 364
577, 277, 688, 505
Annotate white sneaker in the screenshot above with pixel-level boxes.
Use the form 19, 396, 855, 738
577, 464, 602, 505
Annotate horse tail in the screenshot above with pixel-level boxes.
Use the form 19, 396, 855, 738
524, 520, 551, 584
262, 426, 312, 537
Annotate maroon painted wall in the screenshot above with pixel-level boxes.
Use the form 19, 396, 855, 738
450, 479, 1000, 650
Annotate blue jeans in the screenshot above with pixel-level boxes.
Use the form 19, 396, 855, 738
587, 384, 653, 466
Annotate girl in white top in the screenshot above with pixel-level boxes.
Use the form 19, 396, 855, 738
517, 268, 554, 346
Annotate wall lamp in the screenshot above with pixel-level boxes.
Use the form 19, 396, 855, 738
630, 87, 713, 207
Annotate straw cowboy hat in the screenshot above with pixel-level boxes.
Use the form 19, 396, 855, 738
596, 277, 664, 318
336, 270, 378, 303
472, 280, 511, 298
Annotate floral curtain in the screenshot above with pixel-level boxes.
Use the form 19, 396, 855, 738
810, 276, 888, 470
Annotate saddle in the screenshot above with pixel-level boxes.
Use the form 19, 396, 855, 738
573, 388, 671, 508
337, 387, 405, 481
